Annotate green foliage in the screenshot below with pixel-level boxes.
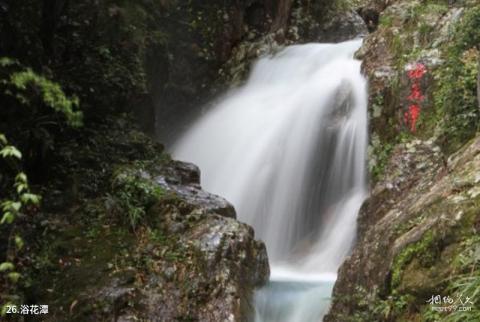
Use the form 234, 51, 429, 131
336, 285, 413, 322
0, 0, 170, 188
0, 0, 169, 317
0, 59, 82, 126
391, 231, 436, 288
418, 22, 435, 45
111, 165, 165, 229
42, 1, 165, 112
421, 305, 443, 321
368, 116, 413, 183
434, 7, 480, 153
439, 234, 480, 322
391, 200, 480, 322
0, 58, 84, 181
379, 15, 393, 28
369, 138, 394, 182
0, 0, 169, 122
0, 263, 14, 272
0, 133, 41, 315
9, 69, 82, 127
403, 1, 448, 25
0, 146, 22, 159
373, 291, 412, 321
443, 276, 480, 322
331, 0, 367, 11
453, 235, 480, 269
420, 2, 449, 16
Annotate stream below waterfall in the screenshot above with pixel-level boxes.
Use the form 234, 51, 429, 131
173, 39, 368, 322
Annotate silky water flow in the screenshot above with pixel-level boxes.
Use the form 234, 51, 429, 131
173, 39, 368, 322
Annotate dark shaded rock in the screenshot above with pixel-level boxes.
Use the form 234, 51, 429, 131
111, 158, 235, 219
315, 10, 368, 43
357, 7, 380, 32
151, 160, 236, 218
355, 0, 392, 32
158, 183, 236, 219
158, 160, 201, 186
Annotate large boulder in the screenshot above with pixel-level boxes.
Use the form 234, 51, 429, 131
33, 156, 269, 322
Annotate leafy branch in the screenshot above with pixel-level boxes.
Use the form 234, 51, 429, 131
0, 133, 41, 315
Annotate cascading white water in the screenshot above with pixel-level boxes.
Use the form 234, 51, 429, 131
173, 39, 368, 321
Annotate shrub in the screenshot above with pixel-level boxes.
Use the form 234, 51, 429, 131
0, 134, 40, 316
111, 165, 165, 229
434, 8, 480, 153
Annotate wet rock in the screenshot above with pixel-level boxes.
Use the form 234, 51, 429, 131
314, 10, 368, 43
159, 160, 201, 186
113, 209, 270, 322
326, 135, 480, 321
112, 159, 236, 219
153, 161, 236, 218
324, 4, 480, 312
218, 3, 370, 87
40, 156, 269, 322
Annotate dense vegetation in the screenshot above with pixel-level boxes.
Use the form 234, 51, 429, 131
0, 0, 166, 314
434, 6, 480, 153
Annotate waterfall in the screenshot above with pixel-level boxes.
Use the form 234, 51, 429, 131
173, 39, 368, 321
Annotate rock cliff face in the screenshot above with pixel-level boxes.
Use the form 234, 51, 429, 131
326, 136, 480, 321
326, 0, 480, 321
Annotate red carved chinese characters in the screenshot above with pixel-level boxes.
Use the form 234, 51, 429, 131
405, 63, 426, 132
